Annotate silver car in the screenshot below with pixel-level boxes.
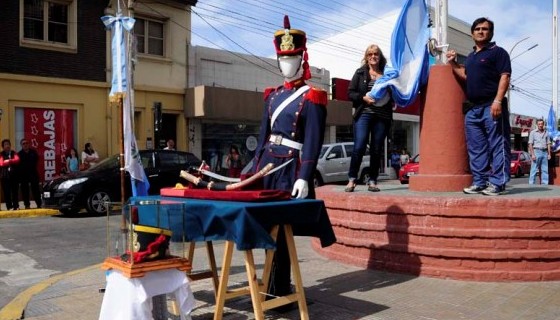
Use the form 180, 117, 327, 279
314, 142, 370, 187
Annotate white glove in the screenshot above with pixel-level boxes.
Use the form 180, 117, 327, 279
291, 179, 308, 199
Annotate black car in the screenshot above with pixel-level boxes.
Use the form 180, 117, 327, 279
42, 150, 202, 215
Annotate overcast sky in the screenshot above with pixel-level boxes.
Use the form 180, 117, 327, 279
190, 0, 556, 119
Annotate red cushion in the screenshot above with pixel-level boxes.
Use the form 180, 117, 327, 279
160, 187, 291, 202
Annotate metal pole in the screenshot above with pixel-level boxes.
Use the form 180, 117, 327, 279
119, 94, 126, 229
440, 0, 448, 63
434, 0, 448, 64
553, 0, 558, 126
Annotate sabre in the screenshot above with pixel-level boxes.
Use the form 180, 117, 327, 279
180, 163, 275, 191
197, 159, 294, 183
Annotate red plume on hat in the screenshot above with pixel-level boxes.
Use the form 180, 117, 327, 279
274, 15, 310, 80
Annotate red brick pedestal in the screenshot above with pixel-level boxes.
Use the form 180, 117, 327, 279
314, 186, 560, 281
409, 64, 472, 192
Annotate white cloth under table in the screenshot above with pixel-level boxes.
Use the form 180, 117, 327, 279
99, 268, 195, 320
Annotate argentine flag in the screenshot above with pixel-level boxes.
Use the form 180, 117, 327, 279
547, 105, 560, 153
368, 0, 430, 107
102, 13, 150, 196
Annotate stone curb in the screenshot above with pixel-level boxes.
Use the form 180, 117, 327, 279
0, 209, 59, 219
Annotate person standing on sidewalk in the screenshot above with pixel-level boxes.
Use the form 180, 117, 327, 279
0, 139, 21, 210
447, 17, 511, 196
528, 119, 551, 185
18, 138, 42, 209
81, 142, 99, 169
345, 44, 394, 193
390, 149, 401, 179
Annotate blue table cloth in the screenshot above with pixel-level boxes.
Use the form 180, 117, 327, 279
127, 196, 336, 251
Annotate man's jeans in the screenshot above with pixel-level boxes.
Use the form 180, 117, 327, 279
464, 104, 511, 188
529, 149, 549, 184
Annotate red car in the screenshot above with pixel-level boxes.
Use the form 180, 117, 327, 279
399, 151, 530, 184
510, 150, 531, 177
398, 154, 419, 184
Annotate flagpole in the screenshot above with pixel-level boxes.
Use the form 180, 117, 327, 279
553, 0, 558, 126
434, 0, 448, 64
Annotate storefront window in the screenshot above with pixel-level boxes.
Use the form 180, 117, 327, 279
200, 123, 259, 176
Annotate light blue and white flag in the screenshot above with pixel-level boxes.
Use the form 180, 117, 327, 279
124, 93, 150, 196
102, 14, 149, 196
368, 0, 430, 107
547, 105, 560, 153
101, 14, 135, 99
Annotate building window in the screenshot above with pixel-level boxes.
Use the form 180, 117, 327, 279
135, 17, 164, 56
20, 0, 77, 52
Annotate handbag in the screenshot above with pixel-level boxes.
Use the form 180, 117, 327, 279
79, 162, 91, 171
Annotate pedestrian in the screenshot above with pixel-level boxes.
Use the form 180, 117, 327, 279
17, 138, 42, 209
528, 119, 551, 184
66, 147, 80, 173
390, 149, 401, 179
81, 142, 99, 169
0, 139, 21, 210
251, 15, 327, 311
225, 144, 243, 178
163, 139, 175, 150
345, 44, 394, 192
447, 17, 511, 196
400, 149, 410, 166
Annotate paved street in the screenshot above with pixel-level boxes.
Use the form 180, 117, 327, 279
4, 237, 560, 320
2, 177, 560, 320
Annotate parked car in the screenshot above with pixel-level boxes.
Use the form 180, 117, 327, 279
42, 150, 202, 215
398, 150, 530, 184
314, 142, 370, 187
398, 154, 420, 184
511, 150, 531, 177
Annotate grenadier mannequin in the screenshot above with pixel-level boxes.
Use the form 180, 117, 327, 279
251, 15, 327, 310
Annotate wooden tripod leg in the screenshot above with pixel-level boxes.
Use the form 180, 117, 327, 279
213, 240, 234, 320
205, 241, 220, 296
260, 225, 279, 302
187, 242, 196, 267
244, 249, 265, 320
284, 225, 309, 320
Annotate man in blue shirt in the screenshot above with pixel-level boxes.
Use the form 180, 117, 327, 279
446, 17, 511, 196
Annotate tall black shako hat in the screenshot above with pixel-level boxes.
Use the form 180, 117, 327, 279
273, 15, 311, 80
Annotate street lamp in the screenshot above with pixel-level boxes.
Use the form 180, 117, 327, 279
511, 44, 539, 61
508, 37, 530, 57
507, 37, 538, 108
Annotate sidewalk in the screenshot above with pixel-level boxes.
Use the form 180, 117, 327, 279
4, 236, 560, 320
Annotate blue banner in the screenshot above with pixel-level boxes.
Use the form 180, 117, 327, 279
547, 105, 560, 153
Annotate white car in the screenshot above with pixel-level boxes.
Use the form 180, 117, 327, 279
314, 142, 370, 187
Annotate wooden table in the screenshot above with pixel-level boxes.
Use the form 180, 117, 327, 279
128, 196, 336, 319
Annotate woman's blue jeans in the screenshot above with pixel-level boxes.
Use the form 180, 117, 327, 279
348, 113, 390, 184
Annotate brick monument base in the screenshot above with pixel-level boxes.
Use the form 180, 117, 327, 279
313, 186, 560, 281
